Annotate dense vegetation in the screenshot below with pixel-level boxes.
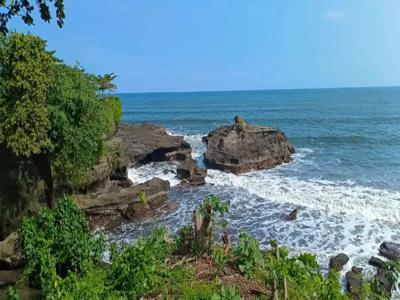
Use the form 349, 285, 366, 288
6, 195, 394, 299
0, 32, 122, 205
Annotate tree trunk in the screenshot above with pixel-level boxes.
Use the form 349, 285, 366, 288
193, 206, 213, 252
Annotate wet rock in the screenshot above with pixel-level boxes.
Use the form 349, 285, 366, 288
75, 178, 170, 229
346, 267, 363, 299
0, 232, 22, 270
177, 158, 207, 186
375, 268, 395, 294
379, 241, 400, 261
329, 253, 349, 272
369, 256, 385, 269
112, 124, 192, 177
287, 209, 298, 221
204, 117, 295, 174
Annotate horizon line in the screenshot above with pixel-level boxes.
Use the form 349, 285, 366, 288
115, 84, 400, 95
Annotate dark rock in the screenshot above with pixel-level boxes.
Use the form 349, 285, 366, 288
163, 169, 176, 175
352, 266, 363, 274
115, 178, 133, 188
287, 209, 298, 221
75, 178, 170, 229
111, 124, 192, 177
0, 270, 19, 287
204, 117, 295, 174
346, 268, 363, 299
0, 146, 48, 240
0, 232, 22, 270
379, 241, 400, 261
177, 158, 207, 186
329, 253, 349, 272
375, 268, 395, 294
369, 256, 385, 269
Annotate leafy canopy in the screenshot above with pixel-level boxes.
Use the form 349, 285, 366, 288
0, 32, 54, 157
97, 73, 117, 94
0, 0, 65, 35
0, 32, 122, 189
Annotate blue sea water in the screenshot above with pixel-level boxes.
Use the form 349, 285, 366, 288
112, 87, 400, 278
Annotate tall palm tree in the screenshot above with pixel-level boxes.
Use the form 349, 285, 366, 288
97, 73, 117, 94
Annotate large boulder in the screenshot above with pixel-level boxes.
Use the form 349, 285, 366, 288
379, 241, 400, 261
204, 117, 295, 174
329, 253, 349, 272
111, 124, 192, 179
177, 158, 207, 186
75, 178, 170, 229
0, 232, 21, 270
346, 266, 363, 299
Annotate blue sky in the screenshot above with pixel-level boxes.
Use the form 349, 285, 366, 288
11, 1, 400, 92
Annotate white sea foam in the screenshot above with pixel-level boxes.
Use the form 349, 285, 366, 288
128, 161, 181, 187
121, 132, 400, 293
207, 169, 400, 222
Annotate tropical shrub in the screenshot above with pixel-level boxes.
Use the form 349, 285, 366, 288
212, 245, 229, 273
19, 196, 104, 296
233, 231, 264, 277
106, 227, 174, 299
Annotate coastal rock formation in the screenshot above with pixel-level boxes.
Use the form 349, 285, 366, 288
177, 158, 207, 185
368, 256, 385, 268
112, 124, 192, 175
204, 116, 295, 174
329, 253, 349, 272
75, 177, 170, 228
0, 232, 21, 270
112, 123, 206, 185
346, 266, 363, 299
287, 208, 298, 221
379, 241, 400, 261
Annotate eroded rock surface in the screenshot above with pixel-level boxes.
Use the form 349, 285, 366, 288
204, 117, 295, 174
329, 253, 349, 272
75, 178, 170, 228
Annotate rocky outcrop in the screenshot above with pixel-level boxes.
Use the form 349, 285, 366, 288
368, 242, 400, 296
111, 124, 192, 176
177, 158, 207, 186
111, 123, 206, 185
346, 266, 363, 299
0, 146, 48, 240
75, 178, 170, 228
0, 232, 21, 270
329, 253, 349, 272
204, 117, 295, 174
379, 241, 400, 261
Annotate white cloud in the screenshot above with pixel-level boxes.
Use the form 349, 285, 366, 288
325, 10, 345, 20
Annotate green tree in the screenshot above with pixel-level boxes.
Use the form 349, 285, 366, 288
97, 73, 118, 94
0, 33, 122, 205
0, 0, 65, 35
0, 32, 55, 205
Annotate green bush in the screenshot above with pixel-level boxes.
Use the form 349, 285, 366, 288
99, 96, 122, 138
233, 231, 264, 277
211, 286, 242, 300
19, 196, 105, 296
212, 245, 229, 273
102, 96, 122, 124
106, 227, 174, 299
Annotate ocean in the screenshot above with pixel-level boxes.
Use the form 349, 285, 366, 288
111, 87, 400, 277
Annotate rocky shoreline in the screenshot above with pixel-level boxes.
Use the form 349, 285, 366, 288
1, 117, 399, 298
